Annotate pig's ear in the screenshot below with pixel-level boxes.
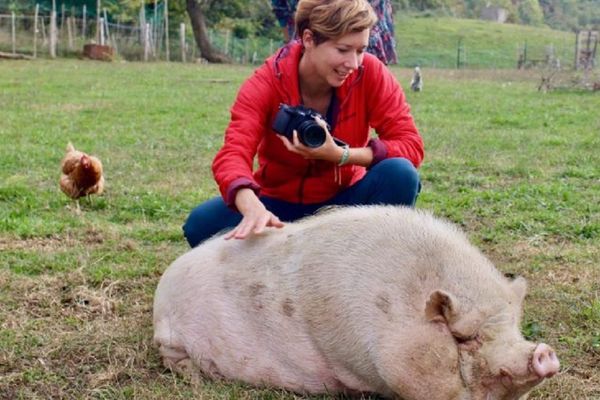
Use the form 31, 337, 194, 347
510, 276, 528, 304
425, 290, 459, 324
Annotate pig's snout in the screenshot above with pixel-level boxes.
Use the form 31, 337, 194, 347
531, 343, 559, 378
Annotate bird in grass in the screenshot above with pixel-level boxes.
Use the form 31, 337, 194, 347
59, 142, 104, 212
410, 66, 423, 92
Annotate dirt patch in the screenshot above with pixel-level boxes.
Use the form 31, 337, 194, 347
0, 228, 108, 253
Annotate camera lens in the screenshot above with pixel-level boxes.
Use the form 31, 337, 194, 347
297, 121, 326, 148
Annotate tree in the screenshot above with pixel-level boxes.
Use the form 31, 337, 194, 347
186, 0, 230, 62
518, 0, 545, 25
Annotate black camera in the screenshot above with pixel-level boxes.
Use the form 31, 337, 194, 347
272, 104, 330, 148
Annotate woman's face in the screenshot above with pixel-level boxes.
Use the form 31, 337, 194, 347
303, 29, 370, 88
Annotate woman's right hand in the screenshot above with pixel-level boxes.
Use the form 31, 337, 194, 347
225, 188, 285, 240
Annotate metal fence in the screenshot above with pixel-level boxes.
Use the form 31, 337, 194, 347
0, 11, 593, 69
395, 37, 579, 70
0, 12, 282, 63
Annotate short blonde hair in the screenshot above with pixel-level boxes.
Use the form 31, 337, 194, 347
295, 0, 378, 45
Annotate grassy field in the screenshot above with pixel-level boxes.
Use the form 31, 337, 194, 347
0, 59, 599, 399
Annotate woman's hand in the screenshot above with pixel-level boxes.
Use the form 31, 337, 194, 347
225, 188, 284, 240
278, 116, 345, 163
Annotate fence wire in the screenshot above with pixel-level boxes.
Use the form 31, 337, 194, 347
0, 13, 282, 64
0, 12, 588, 69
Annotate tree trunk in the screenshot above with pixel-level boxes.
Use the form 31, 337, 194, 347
186, 0, 230, 63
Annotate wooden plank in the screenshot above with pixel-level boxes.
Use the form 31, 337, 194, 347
0, 51, 34, 60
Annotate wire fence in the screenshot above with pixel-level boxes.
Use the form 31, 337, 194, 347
396, 36, 580, 70
397, 46, 568, 70
0, 12, 282, 63
0, 10, 594, 70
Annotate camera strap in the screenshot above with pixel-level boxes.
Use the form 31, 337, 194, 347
325, 92, 339, 133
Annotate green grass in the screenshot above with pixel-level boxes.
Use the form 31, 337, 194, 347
394, 16, 576, 68
0, 60, 599, 399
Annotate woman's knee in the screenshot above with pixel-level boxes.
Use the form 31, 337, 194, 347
182, 197, 240, 247
376, 158, 420, 188
182, 206, 203, 247
372, 158, 421, 205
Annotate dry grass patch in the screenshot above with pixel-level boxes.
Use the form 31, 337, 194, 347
0, 268, 157, 398
0, 228, 106, 253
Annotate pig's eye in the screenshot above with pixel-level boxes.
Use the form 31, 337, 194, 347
455, 335, 471, 344
453, 333, 482, 350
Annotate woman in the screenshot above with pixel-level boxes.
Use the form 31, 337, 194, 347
367, 0, 398, 64
271, 0, 299, 42
183, 0, 423, 247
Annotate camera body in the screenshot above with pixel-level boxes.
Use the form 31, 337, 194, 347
272, 104, 330, 148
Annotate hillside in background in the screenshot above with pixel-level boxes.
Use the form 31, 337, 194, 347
394, 15, 577, 68
392, 0, 600, 31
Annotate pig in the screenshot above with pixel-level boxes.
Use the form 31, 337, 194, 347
153, 205, 559, 399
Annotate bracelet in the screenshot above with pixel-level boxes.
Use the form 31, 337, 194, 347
338, 145, 350, 166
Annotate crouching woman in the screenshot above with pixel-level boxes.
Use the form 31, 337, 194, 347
184, 0, 424, 247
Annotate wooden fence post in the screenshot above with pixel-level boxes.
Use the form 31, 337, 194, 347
144, 22, 150, 61
103, 8, 110, 46
50, 0, 57, 58
11, 12, 16, 55
40, 14, 47, 46
574, 31, 579, 70
34, 4, 39, 58
99, 17, 105, 45
67, 16, 73, 50
456, 38, 462, 69
152, 0, 160, 54
60, 3, 65, 37
139, 0, 145, 43
224, 30, 230, 55
164, 0, 170, 61
180, 22, 186, 62
82, 5, 86, 38
96, 0, 101, 43
71, 16, 76, 47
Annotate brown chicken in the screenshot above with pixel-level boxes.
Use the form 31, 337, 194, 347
60, 142, 105, 202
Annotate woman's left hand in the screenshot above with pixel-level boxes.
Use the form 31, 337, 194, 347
278, 116, 345, 163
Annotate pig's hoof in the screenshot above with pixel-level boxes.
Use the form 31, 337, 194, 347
169, 357, 203, 384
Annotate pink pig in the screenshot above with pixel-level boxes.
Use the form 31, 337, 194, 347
153, 206, 559, 399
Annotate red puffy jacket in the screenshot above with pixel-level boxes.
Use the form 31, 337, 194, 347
212, 41, 424, 207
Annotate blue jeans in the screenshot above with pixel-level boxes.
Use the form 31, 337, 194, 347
183, 158, 420, 247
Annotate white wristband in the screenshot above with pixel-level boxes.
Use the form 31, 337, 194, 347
338, 145, 350, 166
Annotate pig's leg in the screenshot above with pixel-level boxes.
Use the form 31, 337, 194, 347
154, 316, 190, 370
159, 346, 198, 380
155, 318, 226, 383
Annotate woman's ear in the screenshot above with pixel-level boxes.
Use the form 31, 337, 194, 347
301, 29, 314, 48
